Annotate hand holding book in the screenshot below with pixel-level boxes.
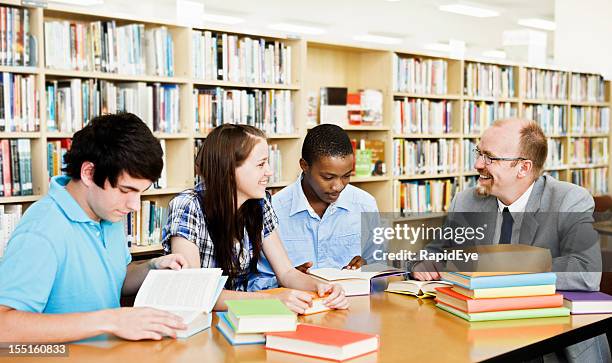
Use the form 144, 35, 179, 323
343, 255, 367, 270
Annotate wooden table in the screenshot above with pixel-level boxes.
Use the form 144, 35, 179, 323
4, 292, 610, 363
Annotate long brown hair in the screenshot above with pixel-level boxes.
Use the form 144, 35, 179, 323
195, 124, 267, 280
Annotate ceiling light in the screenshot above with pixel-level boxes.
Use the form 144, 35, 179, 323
517, 18, 556, 31
424, 42, 451, 52
439, 3, 499, 18
268, 23, 326, 35
353, 34, 403, 45
202, 13, 244, 25
482, 50, 506, 59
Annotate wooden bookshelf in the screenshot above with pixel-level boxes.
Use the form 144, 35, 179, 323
0, 0, 609, 251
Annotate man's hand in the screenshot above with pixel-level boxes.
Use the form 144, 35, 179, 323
412, 260, 441, 281
316, 283, 349, 310
342, 256, 366, 270
106, 307, 187, 340
295, 261, 313, 274
149, 254, 188, 270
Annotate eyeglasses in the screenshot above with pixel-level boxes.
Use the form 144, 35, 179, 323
473, 148, 527, 166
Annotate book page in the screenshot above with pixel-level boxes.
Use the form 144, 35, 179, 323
135, 268, 222, 311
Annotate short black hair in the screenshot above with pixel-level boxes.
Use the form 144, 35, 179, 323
63, 113, 164, 188
302, 124, 353, 165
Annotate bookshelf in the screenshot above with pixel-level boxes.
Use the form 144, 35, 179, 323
0, 1, 610, 256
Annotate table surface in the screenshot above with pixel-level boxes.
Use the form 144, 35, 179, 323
4, 292, 610, 363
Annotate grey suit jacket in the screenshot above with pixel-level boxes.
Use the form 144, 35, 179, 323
425, 175, 602, 291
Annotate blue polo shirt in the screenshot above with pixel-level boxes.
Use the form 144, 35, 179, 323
0, 175, 131, 313
248, 176, 380, 291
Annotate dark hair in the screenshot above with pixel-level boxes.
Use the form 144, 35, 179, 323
302, 124, 353, 165
63, 113, 163, 188
195, 124, 267, 279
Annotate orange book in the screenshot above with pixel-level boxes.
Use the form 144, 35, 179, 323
260, 288, 331, 315
266, 324, 379, 362
435, 286, 563, 313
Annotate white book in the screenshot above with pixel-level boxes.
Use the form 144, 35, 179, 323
309, 264, 404, 296
134, 268, 227, 338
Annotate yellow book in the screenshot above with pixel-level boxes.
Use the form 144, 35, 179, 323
452, 284, 556, 299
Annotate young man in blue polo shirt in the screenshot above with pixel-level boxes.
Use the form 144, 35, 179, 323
250, 124, 381, 291
0, 113, 188, 342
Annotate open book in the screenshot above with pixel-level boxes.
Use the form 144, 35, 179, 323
309, 264, 404, 296
134, 268, 227, 338
385, 279, 452, 298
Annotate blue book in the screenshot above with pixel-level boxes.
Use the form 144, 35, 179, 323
216, 312, 265, 346
441, 271, 557, 289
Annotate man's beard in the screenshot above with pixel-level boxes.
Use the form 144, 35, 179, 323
476, 181, 492, 196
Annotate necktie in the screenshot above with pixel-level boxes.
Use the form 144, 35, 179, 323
499, 207, 513, 244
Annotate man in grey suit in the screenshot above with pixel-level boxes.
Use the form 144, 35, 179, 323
412, 118, 609, 362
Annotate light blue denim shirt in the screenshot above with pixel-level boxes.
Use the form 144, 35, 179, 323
248, 176, 380, 291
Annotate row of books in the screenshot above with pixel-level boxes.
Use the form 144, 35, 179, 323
393, 98, 453, 135
0, 72, 39, 132
0, 6, 33, 67
346, 89, 384, 126
568, 137, 608, 165
393, 55, 448, 94
123, 199, 167, 247
46, 139, 71, 179
193, 87, 293, 135
437, 272, 569, 322
524, 68, 568, 100
394, 178, 457, 214
570, 106, 610, 134
464, 63, 515, 98
463, 101, 517, 135
546, 139, 564, 168
44, 20, 174, 76
46, 79, 180, 134
192, 31, 292, 85
318, 87, 383, 127
0, 204, 21, 258
570, 73, 605, 102
268, 144, 282, 184
571, 168, 608, 195
392, 139, 461, 176
462, 139, 478, 171
523, 104, 566, 135
0, 139, 32, 197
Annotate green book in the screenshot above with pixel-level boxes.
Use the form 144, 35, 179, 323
436, 302, 570, 322
226, 299, 296, 333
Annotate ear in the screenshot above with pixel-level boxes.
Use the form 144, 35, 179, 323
517, 160, 533, 179
299, 158, 309, 174
80, 161, 95, 187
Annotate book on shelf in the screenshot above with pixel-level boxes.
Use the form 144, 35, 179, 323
353, 139, 386, 177
0, 204, 22, 258
47, 138, 72, 179
192, 30, 291, 84
154, 139, 167, 189
570, 73, 605, 102
523, 104, 567, 135
360, 89, 383, 126
347, 92, 361, 125
436, 302, 569, 322
265, 324, 379, 362
435, 287, 563, 313
0, 72, 39, 132
0, 6, 34, 67
225, 299, 297, 334
394, 178, 457, 214
462, 139, 477, 172
393, 55, 448, 94
524, 68, 568, 100
463, 101, 517, 135
268, 144, 282, 184
568, 137, 608, 165
260, 288, 331, 315
559, 291, 612, 314
308, 264, 404, 296
134, 268, 227, 338
385, 279, 452, 298
571, 168, 608, 195
193, 87, 293, 135
393, 98, 452, 134
123, 200, 167, 247
44, 19, 174, 76
319, 87, 348, 126
216, 311, 266, 345
464, 62, 515, 98
546, 139, 565, 169
392, 139, 460, 176
0, 139, 32, 196
570, 106, 609, 134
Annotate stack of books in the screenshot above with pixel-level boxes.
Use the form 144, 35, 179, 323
435, 272, 570, 322
217, 299, 296, 345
